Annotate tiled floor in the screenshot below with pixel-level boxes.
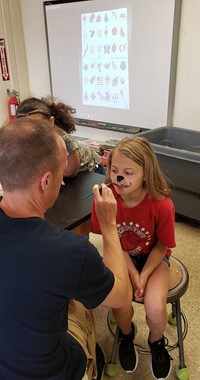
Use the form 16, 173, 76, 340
89, 217, 200, 380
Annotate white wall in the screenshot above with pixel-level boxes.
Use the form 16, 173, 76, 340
173, 0, 200, 130
19, 0, 200, 131
0, 1, 11, 123
19, 0, 50, 97
0, 0, 29, 125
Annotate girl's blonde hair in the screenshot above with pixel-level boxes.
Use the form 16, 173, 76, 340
106, 136, 171, 199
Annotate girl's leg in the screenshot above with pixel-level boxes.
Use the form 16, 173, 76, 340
144, 261, 172, 379
112, 304, 134, 335
112, 304, 138, 373
144, 260, 169, 342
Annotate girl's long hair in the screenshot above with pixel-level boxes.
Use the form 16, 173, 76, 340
106, 136, 171, 199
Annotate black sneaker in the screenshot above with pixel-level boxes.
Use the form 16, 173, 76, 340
148, 336, 173, 379
118, 322, 138, 373
95, 343, 105, 380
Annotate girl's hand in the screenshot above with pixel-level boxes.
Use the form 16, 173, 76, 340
134, 272, 149, 302
134, 287, 144, 302
130, 272, 144, 302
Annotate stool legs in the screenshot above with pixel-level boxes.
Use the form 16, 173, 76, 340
175, 298, 186, 369
110, 325, 119, 364
175, 300, 190, 380
106, 301, 190, 379
105, 325, 120, 376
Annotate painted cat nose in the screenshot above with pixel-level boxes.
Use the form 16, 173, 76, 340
117, 175, 124, 182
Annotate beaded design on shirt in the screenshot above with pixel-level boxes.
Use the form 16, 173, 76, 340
117, 222, 152, 256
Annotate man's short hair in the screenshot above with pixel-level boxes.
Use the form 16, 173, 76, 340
0, 118, 63, 192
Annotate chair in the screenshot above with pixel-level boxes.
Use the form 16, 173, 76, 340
105, 256, 190, 380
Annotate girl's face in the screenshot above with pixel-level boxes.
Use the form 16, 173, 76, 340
110, 151, 145, 196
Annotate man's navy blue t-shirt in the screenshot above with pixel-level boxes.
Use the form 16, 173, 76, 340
0, 210, 114, 379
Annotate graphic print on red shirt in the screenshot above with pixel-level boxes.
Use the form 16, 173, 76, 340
117, 221, 152, 256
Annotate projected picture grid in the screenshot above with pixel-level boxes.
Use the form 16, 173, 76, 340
81, 8, 129, 110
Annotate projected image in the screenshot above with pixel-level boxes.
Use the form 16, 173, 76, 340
81, 8, 129, 110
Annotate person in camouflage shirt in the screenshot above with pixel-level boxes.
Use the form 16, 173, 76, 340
16, 96, 105, 176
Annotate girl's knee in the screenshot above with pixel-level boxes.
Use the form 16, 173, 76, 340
144, 299, 166, 322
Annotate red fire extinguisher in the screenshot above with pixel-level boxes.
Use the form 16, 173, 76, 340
7, 90, 20, 120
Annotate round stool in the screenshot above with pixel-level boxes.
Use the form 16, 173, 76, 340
106, 256, 190, 380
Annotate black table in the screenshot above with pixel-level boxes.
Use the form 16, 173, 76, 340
45, 171, 105, 232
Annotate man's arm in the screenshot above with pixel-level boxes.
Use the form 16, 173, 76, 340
92, 184, 132, 309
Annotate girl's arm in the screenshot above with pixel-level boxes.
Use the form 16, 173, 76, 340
139, 240, 168, 290
123, 250, 144, 301
63, 150, 80, 177
62, 133, 80, 177
123, 250, 138, 280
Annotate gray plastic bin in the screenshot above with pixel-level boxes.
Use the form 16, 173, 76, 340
137, 127, 200, 222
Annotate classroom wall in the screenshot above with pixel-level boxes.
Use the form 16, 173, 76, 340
173, 0, 200, 130
19, 0, 50, 98
0, 0, 29, 124
16, 0, 200, 131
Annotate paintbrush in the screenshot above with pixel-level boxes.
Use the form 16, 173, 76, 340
82, 183, 111, 200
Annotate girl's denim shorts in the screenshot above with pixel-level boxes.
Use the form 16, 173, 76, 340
130, 253, 170, 273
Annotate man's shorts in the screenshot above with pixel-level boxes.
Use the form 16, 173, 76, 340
68, 300, 97, 380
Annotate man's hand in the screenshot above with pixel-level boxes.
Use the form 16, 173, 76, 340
93, 183, 117, 229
